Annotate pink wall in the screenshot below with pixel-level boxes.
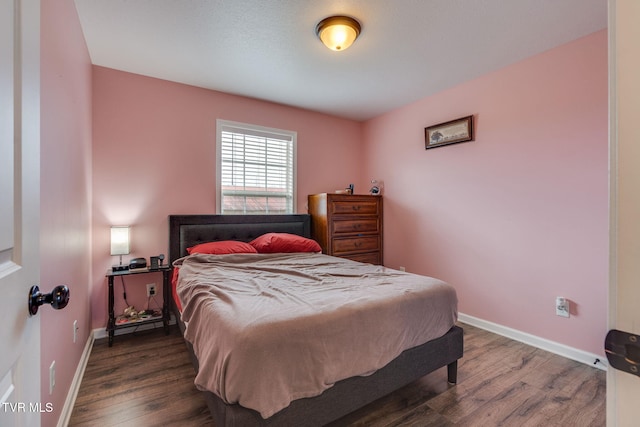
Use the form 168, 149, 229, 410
90, 68, 364, 328
91, 31, 608, 357
40, 0, 93, 425
362, 30, 609, 355
34, 7, 607, 422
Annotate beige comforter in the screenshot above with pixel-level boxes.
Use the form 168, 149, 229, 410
175, 253, 457, 419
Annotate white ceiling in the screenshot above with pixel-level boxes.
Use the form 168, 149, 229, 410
74, 0, 607, 122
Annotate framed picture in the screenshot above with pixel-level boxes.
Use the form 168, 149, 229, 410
425, 115, 474, 149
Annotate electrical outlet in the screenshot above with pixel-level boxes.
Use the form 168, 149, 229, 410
399, 266, 406, 272
73, 320, 78, 343
49, 361, 55, 395
146, 283, 156, 297
556, 296, 570, 318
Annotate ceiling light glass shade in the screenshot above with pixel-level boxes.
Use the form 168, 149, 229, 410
316, 16, 361, 51
110, 226, 130, 256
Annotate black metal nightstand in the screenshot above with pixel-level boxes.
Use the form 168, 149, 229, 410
106, 265, 172, 346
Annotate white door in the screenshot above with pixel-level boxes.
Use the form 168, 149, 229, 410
0, 0, 41, 426
607, 1, 640, 425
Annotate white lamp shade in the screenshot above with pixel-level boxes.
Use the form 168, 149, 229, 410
110, 226, 130, 256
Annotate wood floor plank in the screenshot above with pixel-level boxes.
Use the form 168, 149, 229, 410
69, 327, 213, 426
69, 323, 606, 426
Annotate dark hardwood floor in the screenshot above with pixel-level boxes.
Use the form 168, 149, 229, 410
69, 324, 605, 426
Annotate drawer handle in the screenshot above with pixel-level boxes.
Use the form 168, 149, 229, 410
354, 241, 362, 247
352, 206, 361, 211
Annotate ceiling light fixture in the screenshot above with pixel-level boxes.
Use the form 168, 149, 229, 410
316, 15, 361, 52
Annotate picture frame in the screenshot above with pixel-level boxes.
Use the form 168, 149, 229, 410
425, 115, 474, 149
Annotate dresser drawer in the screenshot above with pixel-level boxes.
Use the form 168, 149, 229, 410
309, 193, 383, 265
342, 252, 381, 265
330, 199, 380, 216
332, 236, 380, 254
331, 218, 380, 235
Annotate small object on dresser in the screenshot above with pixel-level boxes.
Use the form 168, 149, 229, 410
335, 184, 355, 195
369, 179, 383, 195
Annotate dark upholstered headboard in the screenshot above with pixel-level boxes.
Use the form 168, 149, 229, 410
168, 214, 311, 264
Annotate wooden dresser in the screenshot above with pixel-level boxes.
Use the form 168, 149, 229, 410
308, 193, 383, 265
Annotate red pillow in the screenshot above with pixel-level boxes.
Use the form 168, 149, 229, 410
250, 233, 322, 253
187, 240, 258, 255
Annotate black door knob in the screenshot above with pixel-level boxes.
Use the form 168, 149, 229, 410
28, 285, 70, 316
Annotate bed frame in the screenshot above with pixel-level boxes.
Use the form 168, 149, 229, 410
169, 214, 463, 427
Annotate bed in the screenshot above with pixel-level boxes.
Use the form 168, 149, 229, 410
168, 214, 463, 426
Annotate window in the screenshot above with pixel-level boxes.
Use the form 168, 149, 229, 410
216, 119, 296, 214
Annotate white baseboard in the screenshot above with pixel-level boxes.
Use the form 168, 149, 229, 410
458, 312, 608, 371
57, 332, 95, 427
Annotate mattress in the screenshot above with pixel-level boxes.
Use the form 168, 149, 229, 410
175, 252, 457, 419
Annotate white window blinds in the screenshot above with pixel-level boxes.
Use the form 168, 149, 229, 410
216, 120, 296, 214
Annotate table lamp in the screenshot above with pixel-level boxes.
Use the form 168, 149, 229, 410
110, 225, 130, 271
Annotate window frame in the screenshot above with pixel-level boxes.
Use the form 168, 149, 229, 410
216, 119, 297, 214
